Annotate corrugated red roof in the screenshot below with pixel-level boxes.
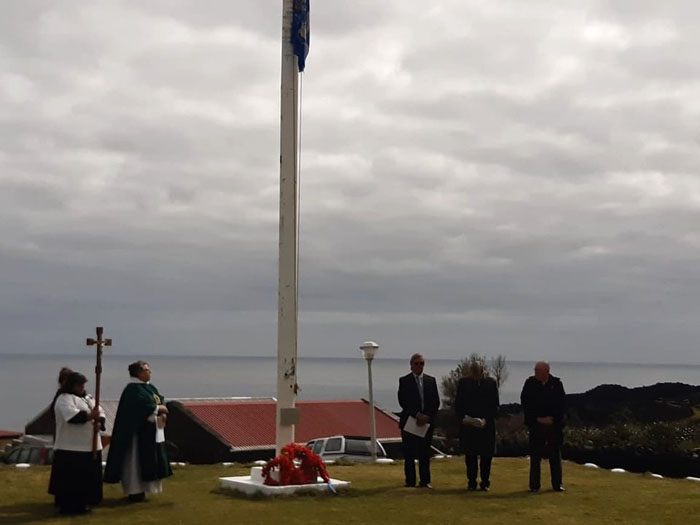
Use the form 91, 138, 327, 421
0, 430, 22, 439
182, 400, 401, 449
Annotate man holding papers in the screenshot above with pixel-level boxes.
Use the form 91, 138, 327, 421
398, 353, 440, 488
455, 360, 499, 491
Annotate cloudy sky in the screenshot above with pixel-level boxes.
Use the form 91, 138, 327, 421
2, 1, 700, 364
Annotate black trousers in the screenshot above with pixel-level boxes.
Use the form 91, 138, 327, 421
465, 454, 493, 488
49, 450, 103, 513
402, 430, 431, 486
528, 424, 563, 489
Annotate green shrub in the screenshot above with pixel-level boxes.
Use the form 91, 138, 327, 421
563, 419, 700, 456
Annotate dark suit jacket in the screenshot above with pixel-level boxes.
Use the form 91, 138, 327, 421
454, 376, 499, 454
398, 372, 440, 431
520, 375, 566, 428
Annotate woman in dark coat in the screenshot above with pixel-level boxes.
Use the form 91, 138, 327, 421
454, 361, 500, 490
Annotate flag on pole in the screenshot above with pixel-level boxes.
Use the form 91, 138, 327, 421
291, 0, 310, 72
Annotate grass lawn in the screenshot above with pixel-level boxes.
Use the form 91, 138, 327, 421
2, 458, 699, 524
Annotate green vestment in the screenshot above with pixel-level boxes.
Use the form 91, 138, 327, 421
104, 382, 173, 483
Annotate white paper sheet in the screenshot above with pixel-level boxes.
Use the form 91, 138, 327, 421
402, 416, 429, 438
156, 415, 166, 443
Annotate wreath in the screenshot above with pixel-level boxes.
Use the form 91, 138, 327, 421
262, 443, 330, 486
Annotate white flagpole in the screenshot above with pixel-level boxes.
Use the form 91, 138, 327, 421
276, 0, 300, 453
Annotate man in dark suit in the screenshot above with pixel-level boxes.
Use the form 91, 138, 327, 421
454, 361, 499, 491
398, 353, 441, 488
520, 361, 566, 492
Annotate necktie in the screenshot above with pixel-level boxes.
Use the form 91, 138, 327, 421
416, 375, 424, 411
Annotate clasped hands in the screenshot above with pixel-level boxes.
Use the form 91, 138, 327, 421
145, 405, 168, 427
157, 405, 168, 428
462, 415, 486, 428
415, 412, 431, 426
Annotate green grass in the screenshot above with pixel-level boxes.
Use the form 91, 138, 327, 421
2, 458, 699, 524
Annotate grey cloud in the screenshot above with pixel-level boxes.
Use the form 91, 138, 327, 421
2, 1, 700, 364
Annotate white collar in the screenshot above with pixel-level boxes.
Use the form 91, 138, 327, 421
129, 377, 148, 384
414, 373, 423, 381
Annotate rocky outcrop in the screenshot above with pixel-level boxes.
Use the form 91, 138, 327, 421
565, 382, 699, 425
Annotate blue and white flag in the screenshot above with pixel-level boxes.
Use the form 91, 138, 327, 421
291, 0, 310, 71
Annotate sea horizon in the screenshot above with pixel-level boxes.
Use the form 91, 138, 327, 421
1, 354, 698, 432
3, 352, 700, 368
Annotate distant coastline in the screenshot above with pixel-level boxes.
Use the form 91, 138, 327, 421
2, 352, 700, 368
2, 355, 699, 432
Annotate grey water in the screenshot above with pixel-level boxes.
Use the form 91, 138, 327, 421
1, 353, 699, 432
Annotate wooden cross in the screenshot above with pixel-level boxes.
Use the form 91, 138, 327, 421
86, 326, 112, 458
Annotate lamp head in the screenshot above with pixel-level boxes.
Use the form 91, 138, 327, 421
360, 341, 379, 361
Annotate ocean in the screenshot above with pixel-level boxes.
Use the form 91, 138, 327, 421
1, 354, 699, 432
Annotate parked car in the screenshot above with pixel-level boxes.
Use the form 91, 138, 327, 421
1, 443, 54, 465
306, 435, 388, 463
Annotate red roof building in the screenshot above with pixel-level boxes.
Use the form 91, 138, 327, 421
21, 397, 402, 464
167, 399, 401, 464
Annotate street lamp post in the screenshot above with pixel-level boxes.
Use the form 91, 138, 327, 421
360, 341, 379, 462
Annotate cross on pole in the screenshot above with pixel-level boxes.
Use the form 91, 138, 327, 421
86, 326, 112, 458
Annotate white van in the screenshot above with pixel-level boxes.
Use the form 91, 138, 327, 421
306, 435, 388, 463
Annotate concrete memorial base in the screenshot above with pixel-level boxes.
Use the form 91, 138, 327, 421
219, 466, 350, 496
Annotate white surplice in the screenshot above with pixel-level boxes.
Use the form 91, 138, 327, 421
54, 393, 105, 452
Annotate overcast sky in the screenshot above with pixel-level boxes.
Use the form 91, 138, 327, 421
2, 1, 700, 364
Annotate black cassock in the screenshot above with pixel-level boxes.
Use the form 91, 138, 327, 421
48, 393, 104, 513
49, 449, 103, 510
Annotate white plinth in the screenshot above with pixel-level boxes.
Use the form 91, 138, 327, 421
219, 467, 350, 496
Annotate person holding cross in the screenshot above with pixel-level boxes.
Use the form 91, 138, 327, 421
48, 371, 105, 514
104, 361, 172, 502
49, 367, 73, 442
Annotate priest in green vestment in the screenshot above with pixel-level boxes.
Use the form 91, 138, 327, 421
104, 361, 172, 502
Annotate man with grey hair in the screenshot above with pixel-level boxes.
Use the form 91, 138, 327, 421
455, 360, 499, 491
520, 361, 566, 492
398, 353, 440, 488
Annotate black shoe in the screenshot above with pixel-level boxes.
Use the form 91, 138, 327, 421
553, 486, 565, 492
467, 485, 477, 491
529, 487, 540, 493
418, 483, 433, 489
404, 483, 416, 488
128, 493, 146, 503
480, 485, 490, 492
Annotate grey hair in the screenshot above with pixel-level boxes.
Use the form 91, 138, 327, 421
410, 353, 424, 365
466, 360, 485, 379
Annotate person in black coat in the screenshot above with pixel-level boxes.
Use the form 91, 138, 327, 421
398, 353, 441, 488
454, 361, 499, 490
520, 361, 566, 492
